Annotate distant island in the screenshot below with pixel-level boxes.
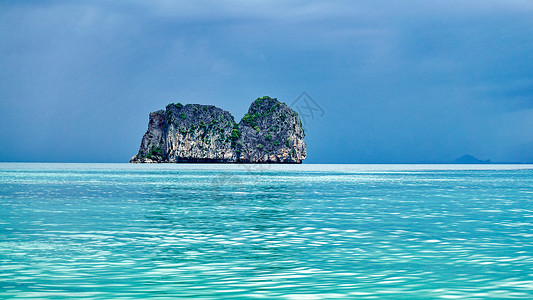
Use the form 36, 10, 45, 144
453, 154, 491, 164
130, 96, 306, 163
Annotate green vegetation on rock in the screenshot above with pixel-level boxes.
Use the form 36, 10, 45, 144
230, 123, 241, 141
242, 112, 261, 128
146, 146, 163, 160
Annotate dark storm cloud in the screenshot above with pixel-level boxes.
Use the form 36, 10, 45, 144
1, 0, 532, 162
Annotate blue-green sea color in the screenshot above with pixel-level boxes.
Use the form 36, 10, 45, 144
1, 163, 532, 299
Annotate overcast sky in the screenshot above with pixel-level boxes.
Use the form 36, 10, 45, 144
1, 0, 532, 163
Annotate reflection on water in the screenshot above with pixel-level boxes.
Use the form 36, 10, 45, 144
0, 164, 533, 298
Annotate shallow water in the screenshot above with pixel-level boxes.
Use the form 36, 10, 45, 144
1, 163, 533, 299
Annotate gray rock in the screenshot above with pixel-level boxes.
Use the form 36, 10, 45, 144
130, 96, 306, 163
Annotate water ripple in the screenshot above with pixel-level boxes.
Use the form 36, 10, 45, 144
1, 164, 532, 298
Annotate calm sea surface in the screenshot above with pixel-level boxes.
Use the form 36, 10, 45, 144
1, 163, 532, 299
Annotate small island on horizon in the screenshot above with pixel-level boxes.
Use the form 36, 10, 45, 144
453, 154, 491, 164
130, 96, 307, 163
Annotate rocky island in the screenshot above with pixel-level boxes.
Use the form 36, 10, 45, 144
453, 154, 491, 164
130, 96, 306, 163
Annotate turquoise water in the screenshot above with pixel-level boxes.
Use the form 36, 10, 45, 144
1, 163, 533, 299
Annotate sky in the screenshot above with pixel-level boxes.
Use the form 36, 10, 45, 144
1, 0, 532, 163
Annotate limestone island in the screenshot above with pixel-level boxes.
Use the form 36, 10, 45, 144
130, 96, 306, 163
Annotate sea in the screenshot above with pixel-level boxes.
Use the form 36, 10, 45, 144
1, 163, 532, 299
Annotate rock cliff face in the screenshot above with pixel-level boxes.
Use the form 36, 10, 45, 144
130, 96, 306, 163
